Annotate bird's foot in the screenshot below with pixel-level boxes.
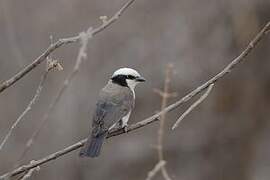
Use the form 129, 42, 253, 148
119, 119, 128, 133
122, 124, 128, 133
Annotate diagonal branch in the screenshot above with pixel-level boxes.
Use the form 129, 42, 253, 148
0, 0, 135, 94
0, 21, 269, 180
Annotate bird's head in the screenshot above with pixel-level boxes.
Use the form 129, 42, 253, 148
111, 68, 146, 90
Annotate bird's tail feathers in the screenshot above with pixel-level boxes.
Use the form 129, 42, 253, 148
79, 133, 106, 158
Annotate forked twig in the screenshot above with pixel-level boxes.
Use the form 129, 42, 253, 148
172, 83, 214, 130
146, 161, 166, 180
19, 161, 40, 180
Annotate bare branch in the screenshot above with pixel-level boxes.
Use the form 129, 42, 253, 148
0, 21, 269, 180
146, 160, 166, 180
172, 83, 214, 130
0, 0, 135, 94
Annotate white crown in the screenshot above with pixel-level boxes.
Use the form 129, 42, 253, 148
112, 68, 141, 78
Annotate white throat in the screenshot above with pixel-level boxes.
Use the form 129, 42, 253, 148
126, 79, 137, 99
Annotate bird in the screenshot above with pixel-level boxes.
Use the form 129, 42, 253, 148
79, 68, 146, 158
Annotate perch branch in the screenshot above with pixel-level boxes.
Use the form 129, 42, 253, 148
0, 0, 135, 94
0, 21, 269, 180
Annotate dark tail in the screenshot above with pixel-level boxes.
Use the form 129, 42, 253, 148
79, 133, 106, 158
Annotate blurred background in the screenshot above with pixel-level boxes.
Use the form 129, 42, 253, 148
0, 0, 270, 179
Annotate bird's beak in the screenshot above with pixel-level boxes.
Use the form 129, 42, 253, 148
136, 76, 146, 82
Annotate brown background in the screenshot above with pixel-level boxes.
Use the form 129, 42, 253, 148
0, 0, 270, 179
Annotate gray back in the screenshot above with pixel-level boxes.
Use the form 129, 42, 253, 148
91, 81, 134, 137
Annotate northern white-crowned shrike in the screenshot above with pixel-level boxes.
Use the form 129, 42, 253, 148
79, 68, 145, 157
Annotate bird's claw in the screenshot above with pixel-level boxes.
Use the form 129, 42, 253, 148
123, 125, 128, 133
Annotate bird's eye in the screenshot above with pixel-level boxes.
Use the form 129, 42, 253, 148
127, 75, 136, 79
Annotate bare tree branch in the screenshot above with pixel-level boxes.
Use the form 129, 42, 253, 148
172, 83, 214, 130
0, 21, 269, 180
0, 0, 135, 94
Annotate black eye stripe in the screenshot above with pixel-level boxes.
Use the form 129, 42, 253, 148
111, 74, 137, 87
127, 75, 136, 79
111, 75, 128, 87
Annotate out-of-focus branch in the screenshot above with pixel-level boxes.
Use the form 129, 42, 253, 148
0, 0, 135, 94
172, 83, 214, 130
146, 161, 166, 180
15, 28, 92, 166
152, 63, 176, 180
0, 21, 269, 180
0, 59, 62, 152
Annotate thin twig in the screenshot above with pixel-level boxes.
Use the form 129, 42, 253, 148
172, 83, 214, 130
15, 28, 92, 166
0, 21, 269, 180
0, 0, 135, 94
0, 69, 50, 152
146, 160, 166, 180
